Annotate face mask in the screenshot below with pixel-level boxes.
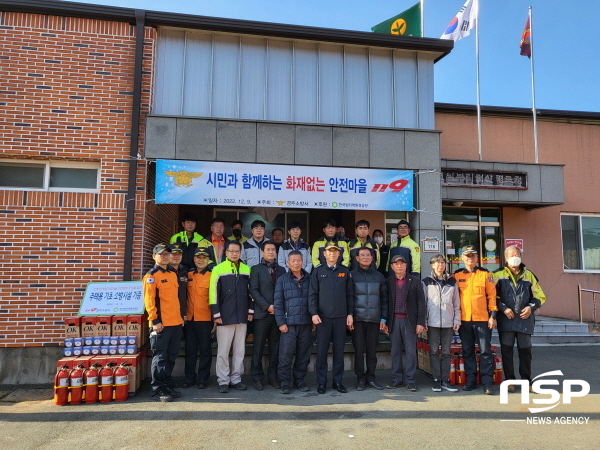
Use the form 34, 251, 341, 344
374, 237, 383, 244
507, 256, 521, 267
232, 229, 242, 238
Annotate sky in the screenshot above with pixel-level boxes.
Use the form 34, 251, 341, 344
61, 0, 600, 113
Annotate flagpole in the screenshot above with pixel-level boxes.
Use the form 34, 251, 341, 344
475, 0, 482, 160
529, 6, 539, 163
420, 0, 424, 36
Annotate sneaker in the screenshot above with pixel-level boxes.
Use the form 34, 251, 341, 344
357, 380, 366, 391
483, 384, 494, 395
441, 380, 458, 392
151, 389, 173, 402
507, 385, 516, 393
432, 379, 442, 392
164, 386, 181, 398
253, 380, 264, 391
293, 380, 309, 392
230, 382, 247, 391
281, 384, 291, 394
197, 380, 208, 389
218, 384, 229, 394
407, 383, 418, 392
181, 380, 196, 389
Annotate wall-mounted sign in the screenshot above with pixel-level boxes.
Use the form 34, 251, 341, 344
421, 237, 441, 252
79, 281, 144, 316
505, 239, 524, 251
155, 160, 414, 211
441, 168, 527, 190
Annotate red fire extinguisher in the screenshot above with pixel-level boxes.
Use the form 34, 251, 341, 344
69, 364, 85, 405
113, 362, 131, 402
54, 365, 71, 406
99, 362, 117, 403
456, 355, 466, 386
84, 363, 102, 404
494, 353, 504, 385
449, 355, 456, 385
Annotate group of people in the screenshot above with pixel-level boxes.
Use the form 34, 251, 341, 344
142, 214, 546, 402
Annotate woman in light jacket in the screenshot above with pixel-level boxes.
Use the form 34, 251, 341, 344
422, 254, 461, 392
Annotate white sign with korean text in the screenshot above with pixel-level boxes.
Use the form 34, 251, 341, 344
421, 237, 441, 253
155, 160, 414, 211
79, 281, 144, 316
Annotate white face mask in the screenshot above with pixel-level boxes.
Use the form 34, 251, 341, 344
374, 237, 383, 244
507, 256, 521, 267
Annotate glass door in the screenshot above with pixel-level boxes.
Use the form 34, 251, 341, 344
444, 225, 479, 273
480, 225, 501, 272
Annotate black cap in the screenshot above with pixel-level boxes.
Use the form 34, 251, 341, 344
390, 254, 407, 264
194, 247, 211, 257
153, 244, 170, 256
168, 243, 183, 253
324, 240, 341, 251
462, 245, 478, 255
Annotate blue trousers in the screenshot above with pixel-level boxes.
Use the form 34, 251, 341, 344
459, 321, 494, 385
150, 325, 182, 392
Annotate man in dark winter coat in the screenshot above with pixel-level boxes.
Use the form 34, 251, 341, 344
274, 250, 313, 394
385, 254, 426, 392
309, 241, 354, 394
249, 241, 286, 391
351, 247, 388, 391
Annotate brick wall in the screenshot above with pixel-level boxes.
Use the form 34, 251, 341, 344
0, 12, 160, 347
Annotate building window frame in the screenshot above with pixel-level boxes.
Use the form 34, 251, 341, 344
0, 159, 101, 193
561, 213, 600, 273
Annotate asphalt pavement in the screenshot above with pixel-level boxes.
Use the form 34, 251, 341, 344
1, 345, 598, 450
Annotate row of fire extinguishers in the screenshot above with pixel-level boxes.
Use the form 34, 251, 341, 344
54, 361, 131, 405
447, 353, 504, 385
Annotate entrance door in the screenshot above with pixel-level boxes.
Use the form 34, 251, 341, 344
444, 225, 478, 273
444, 224, 502, 273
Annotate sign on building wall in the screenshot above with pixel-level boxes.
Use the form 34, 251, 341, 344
79, 282, 144, 316
505, 239, 524, 251
441, 168, 527, 189
155, 160, 414, 211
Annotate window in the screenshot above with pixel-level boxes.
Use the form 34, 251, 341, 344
0, 160, 100, 192
561, 214, 600, 272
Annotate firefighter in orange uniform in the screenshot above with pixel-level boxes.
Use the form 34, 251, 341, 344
453, 245, 497, 395
143, 243, 184, 402
182, 247, 214, 390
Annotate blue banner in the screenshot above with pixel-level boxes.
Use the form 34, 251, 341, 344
155, 160, 413, 211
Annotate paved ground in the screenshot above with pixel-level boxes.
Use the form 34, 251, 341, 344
1, 346, 599, 450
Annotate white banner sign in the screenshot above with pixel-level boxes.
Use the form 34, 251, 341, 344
155, 160, 414, 211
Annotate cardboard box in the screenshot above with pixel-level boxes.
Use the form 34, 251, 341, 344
95, 316, 112, 337
75, 356, 93, 369
111, 315, 128, 336
81, 317, 97, 338
127, 315, 144, 348
64, 317, 81, 338
119, 353, 142, 394
56, 357, 79, 370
